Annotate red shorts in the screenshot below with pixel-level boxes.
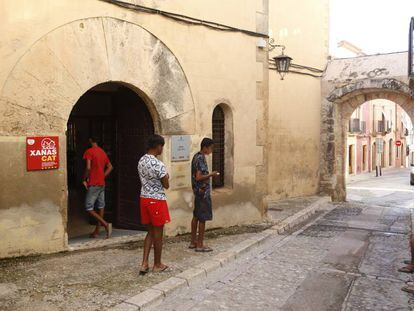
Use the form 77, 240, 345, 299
140, 197, 171, 227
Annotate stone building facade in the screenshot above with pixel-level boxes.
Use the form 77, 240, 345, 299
0, 0, 329, 258
346, 100, 411, 176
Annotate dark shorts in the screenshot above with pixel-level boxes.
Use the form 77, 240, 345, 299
194, 195, 212, 222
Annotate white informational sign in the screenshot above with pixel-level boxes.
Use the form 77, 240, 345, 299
171, 135, 191, 162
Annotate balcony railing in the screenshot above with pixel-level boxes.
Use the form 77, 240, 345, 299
360, 121, 366, 133
349, 118, 361, 133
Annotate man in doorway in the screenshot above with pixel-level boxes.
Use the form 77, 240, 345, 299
189, 138, 219, 252
138, 134, 170, 274
83, 137, 113, 239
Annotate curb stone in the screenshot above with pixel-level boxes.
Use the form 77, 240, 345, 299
125, 288, 164, 310
195, 259, 221, 275
151, 277, 187, 295
212, 250, 237, 266
175, 268, 206, 286
110, 302, 139, 311
109, 196, 330, 310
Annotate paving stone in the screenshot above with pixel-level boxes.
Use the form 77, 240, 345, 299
125, 288, 164, 309
345, 277, 412, 310
281, 271, 355, 311
322, 230, 370, 273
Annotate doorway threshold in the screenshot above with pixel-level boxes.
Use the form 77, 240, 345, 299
68, 228, 146, 252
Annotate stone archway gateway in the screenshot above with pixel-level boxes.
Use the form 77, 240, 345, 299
320, 52, 414, 201
0, 17, 195, 256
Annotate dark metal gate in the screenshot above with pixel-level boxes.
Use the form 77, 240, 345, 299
115, 88, 154, 229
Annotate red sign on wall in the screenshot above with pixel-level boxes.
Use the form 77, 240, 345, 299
26, 136, 59, 171
396, 140, 402, 147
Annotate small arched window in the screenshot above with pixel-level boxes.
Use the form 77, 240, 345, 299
212, 106, 225, 188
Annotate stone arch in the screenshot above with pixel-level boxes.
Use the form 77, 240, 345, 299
320, 78, 414, 201
0, 16, 195, 136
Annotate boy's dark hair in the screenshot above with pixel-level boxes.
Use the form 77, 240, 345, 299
89, 136, 100, 145
201, 137, 214, 149
147, 134, 165, 149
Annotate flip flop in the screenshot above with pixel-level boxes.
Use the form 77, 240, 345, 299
402, 285, 414, 294
139, 267, 149, 276
398, 266, 414, 273
153, 265, 169, 273
195, 247, 213, 253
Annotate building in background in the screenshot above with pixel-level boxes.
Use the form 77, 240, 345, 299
347, 100, 412, 177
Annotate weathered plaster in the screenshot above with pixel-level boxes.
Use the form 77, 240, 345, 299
0, 16, 197, 258
0, 0, 268, 257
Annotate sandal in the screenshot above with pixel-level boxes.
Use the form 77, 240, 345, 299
195, 247, 213, 253
139, 267, 150, 276
402, 285, 414, 294
153, 265, 169, 273
403, 260, 412, 265
188, 244, 197, 249
398, 266, 414, 273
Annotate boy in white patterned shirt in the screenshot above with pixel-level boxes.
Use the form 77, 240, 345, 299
138, 135, 170, 274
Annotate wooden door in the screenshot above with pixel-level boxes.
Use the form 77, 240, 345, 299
115, 88, 154, 229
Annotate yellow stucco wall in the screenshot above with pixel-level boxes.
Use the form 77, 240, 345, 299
0, 0, 329, 258
267, 0, 329, 200
0, 0, 268, 258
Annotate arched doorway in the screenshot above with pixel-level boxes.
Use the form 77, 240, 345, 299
67, 82, 154, 238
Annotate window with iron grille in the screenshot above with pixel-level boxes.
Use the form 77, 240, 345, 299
212, 106, 225, 188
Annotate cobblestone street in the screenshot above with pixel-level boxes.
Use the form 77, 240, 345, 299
2, 169, 414, 310
157, 168, 414, 310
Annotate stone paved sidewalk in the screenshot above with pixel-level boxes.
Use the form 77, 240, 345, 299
0, 196, 327, 311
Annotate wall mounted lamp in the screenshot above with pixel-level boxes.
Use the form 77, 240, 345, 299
268, 39, 292, 80
268, 38, 324, 80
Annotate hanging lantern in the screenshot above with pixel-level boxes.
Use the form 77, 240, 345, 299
273, 52, 292, 80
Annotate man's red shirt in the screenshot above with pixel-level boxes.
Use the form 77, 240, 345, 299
83, 146, 110, 186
